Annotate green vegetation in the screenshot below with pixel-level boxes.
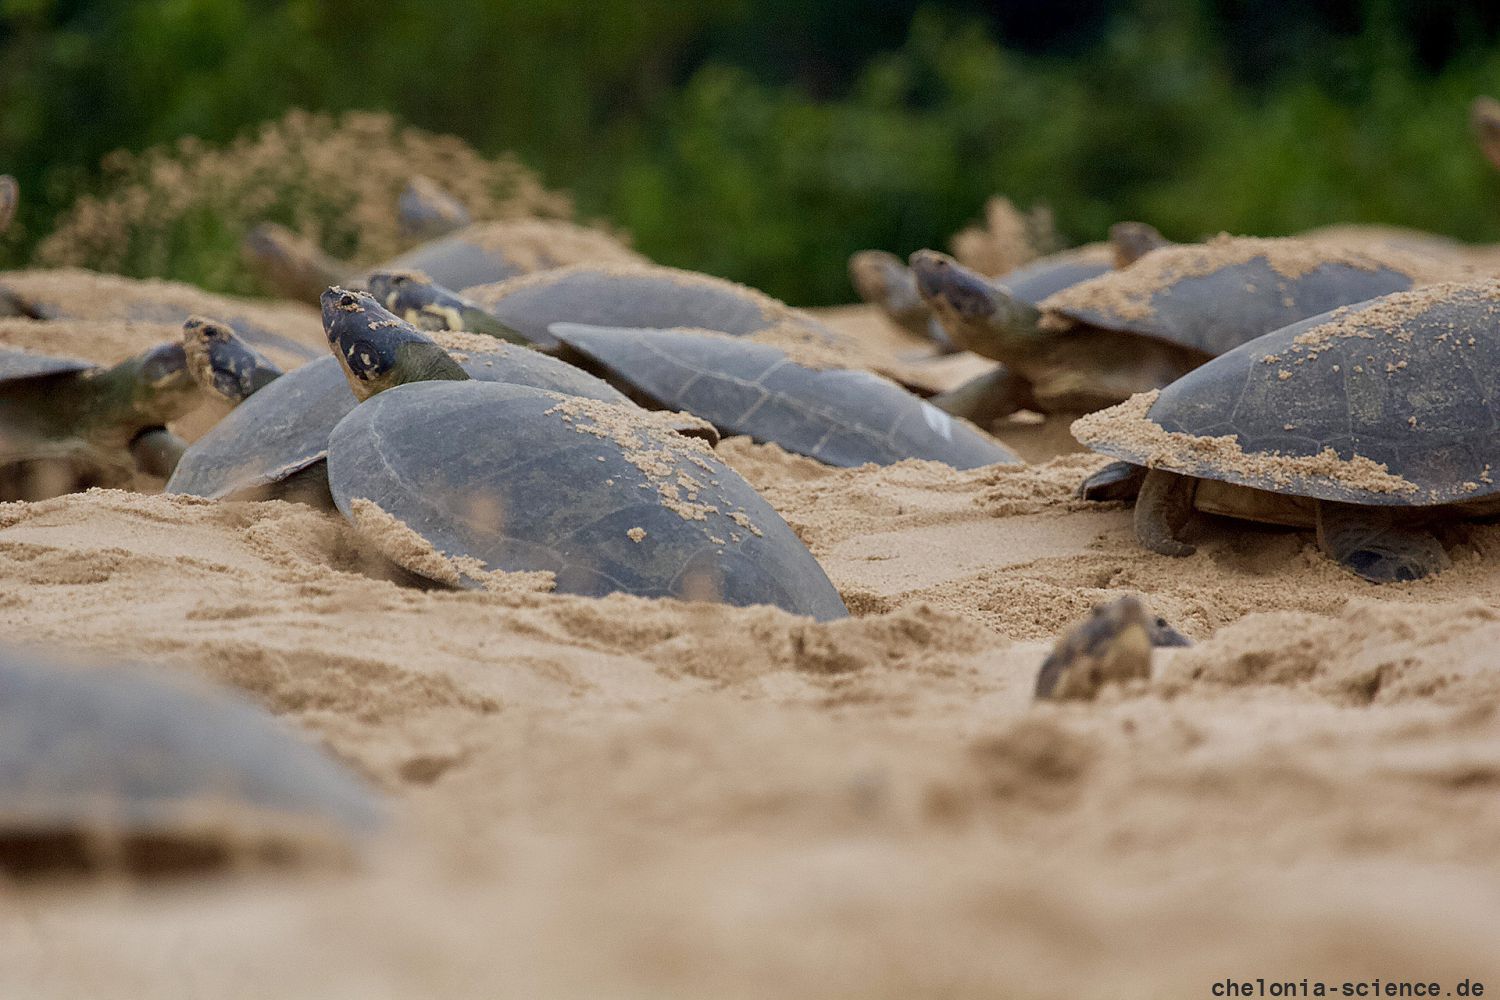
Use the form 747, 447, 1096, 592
4, 1, 1500, 303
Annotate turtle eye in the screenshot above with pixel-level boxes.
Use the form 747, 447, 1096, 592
339, 292, 359, 309
345, 338, 386, 380
1155, 617, 1168, 628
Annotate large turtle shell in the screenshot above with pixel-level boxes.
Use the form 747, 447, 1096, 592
0, 269, 322, 365
381, 219, 647, 292
0, 644, 379, 874
1075, 281, 1500, 508
1041, 236, 1436, 357
464, 264, 836, 351
999, 247, 1112, 305
167, 336, 630, 500
551, 324, 1020, 470
327, 381, 849, 621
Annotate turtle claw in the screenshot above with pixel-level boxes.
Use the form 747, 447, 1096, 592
1079, 460, 1146, 502
1316, 501, 1450, 583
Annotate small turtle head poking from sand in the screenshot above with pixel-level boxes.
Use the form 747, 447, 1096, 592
1034, 595, 1185, 701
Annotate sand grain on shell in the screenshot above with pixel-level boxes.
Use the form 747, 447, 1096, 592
543, 394, 755, 526
1040, 234, 1469, 328
1073, 390, 1421, 495
1286, 279, 1500, 351
348, 497, 555, 594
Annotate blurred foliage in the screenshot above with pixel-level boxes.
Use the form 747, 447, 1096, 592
4, 0, 1500, 303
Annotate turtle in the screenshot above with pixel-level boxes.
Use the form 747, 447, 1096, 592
1033, 596, 1190, 701
1071, 280, 1500, 583
848, 245, 1113, 352
0, 339, 203, 500
182, 315, 286, 406
549, 322, 1021, 470
242, 218, 647, 303
167, 295, 655, 506
0, 268, 322, 364
0, 643, 379, 876
318, 288, 849, 620
450, 263, 842, 352
0, 175, 17, 235
398, 175, 472, 239
911, 235, 1447, 431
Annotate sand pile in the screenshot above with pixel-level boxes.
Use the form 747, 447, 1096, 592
0, 304, 1497, 997
37, 111, 572, 297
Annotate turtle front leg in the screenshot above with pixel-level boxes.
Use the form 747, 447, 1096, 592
1134, 469, 1197, 556
130, 428, 189, 479
929, 366, 1037, 426
1314, 501, 1450, 583
1079, 460, 1147, 502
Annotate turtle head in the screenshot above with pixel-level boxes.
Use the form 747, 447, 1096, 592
1109, 221, 1171, 268
181, 315, 283, 405
0, 175, 16, 236
366, 269, 531, 344
911, 250, 1000, 321
909, 250, 1043, 363
1034, 595, 1155, 700
367, 269, 440, 317
321, 286, 469, 400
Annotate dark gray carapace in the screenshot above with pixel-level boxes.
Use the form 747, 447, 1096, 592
0, 644, 380, 876
327, 380, 849, 621
1087, 282, 1500, 507
550, 324, 1020, 470
466, 265, 836, 351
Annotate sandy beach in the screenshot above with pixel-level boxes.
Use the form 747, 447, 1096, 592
0, 299, 1496, 998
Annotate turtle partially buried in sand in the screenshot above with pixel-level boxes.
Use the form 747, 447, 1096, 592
316, 288, 849, 620
911, 235, 1448, 426
0, 338, 201, 499
1073, 281, 1500, 583
0, 644, 379, 876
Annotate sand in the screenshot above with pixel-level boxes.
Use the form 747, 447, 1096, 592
2, 304, 1499, 997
